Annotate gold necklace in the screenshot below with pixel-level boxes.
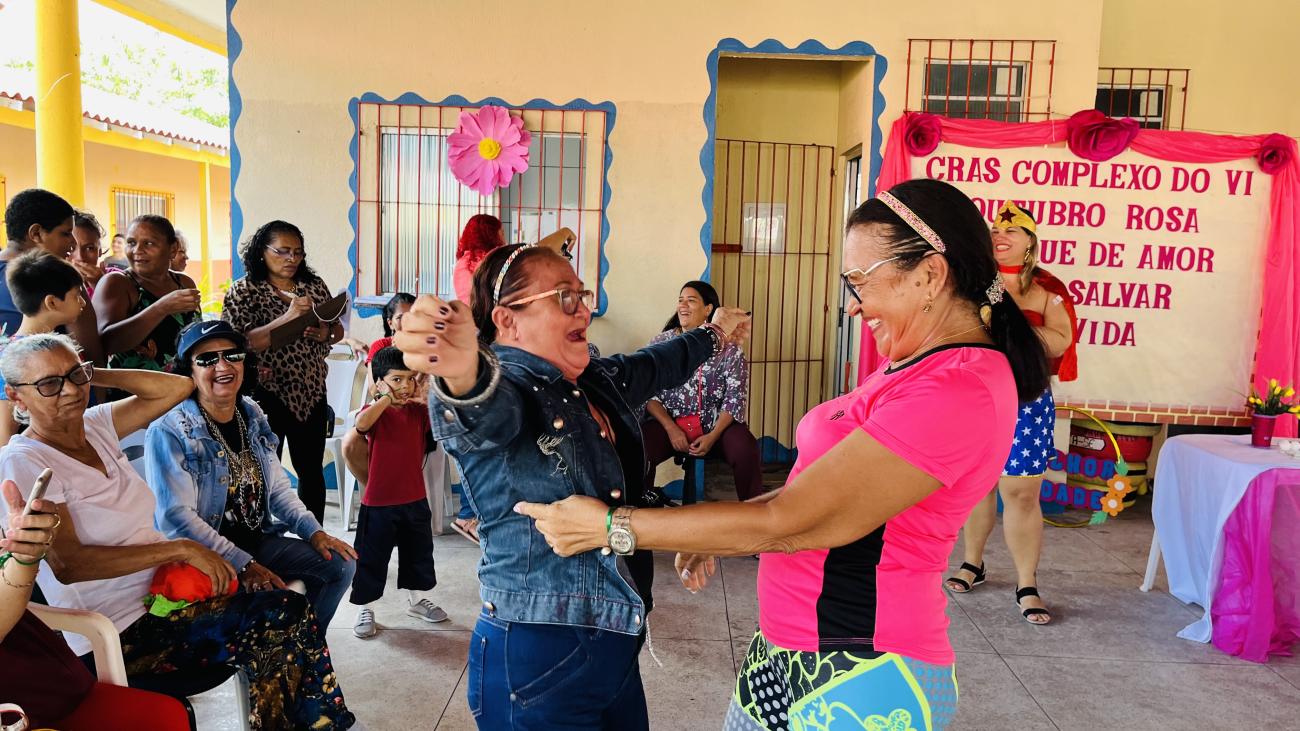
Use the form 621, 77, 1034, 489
893, 323, 987, 367
200, 404, 265, 530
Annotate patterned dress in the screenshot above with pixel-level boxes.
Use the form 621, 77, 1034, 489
647, 328, 749, 429
223, 277, 334, 422
107, 271, 199, 372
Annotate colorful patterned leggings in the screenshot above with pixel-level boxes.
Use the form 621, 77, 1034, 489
119, 590, 354, 730
725, 630, 958, 731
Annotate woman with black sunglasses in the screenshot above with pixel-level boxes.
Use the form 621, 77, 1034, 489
0, 332, 357, 729
223, 220, 343, 522
144, 320, 357, 630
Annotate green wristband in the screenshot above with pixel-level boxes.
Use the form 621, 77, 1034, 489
605, 508, 614, 534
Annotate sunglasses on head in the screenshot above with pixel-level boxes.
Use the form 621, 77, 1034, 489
192, 348, 248, 368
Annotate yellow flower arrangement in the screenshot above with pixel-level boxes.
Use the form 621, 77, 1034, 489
1247, 379, 1299, 417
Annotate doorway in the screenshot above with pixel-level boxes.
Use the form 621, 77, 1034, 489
710, 55, 874, 463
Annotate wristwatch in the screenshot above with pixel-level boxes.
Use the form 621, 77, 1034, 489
607, 506, 638, 556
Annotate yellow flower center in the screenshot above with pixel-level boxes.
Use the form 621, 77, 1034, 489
478, 138, 502, 161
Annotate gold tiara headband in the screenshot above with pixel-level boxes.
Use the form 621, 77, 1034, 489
877, 191, 947, 254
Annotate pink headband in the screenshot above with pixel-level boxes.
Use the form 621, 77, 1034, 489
877, 191, 947, 254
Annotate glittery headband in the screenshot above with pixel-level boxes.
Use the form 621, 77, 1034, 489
492, 244, 534, 305
877, 191, 947, 254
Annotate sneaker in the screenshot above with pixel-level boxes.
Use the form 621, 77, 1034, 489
406, 598, 449, 623
353, 607, 378, 639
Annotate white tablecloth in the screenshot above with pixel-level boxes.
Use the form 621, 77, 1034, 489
1153, 434, 1300, 641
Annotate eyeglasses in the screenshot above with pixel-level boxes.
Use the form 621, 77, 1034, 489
267, 246, 305, 260
12, 362, 94, 397
840, 256, 902, 303
193, 348, 248, 368
504, 288, 595, 316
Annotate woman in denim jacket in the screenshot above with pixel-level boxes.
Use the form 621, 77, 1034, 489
394, 240, 750, 730
145, 320, 357, 629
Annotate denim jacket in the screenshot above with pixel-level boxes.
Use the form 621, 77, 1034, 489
145, 396, 324, 571
431, 329, 714, 635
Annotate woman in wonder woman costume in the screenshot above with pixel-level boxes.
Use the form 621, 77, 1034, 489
945, 200, 1078, 625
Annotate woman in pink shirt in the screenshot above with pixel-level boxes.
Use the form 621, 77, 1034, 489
517, 179, 1050, 730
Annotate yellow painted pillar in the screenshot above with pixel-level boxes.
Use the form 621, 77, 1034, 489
34, 0, 85, 207
199, 161, 212, 291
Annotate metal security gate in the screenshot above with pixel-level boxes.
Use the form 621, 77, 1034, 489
711, 139, 837, 463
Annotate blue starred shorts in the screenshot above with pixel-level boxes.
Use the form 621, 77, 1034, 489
1003, 389, 1056, 477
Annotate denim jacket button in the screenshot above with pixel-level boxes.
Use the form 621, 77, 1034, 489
216, 450, 225, 458
610, 489, 621, 499
552, 417, 565, 430
483, 601, 495, 613
571, 389, 581, 398
509, 693, 518, 702
443, 409, 456, 423
634, 614, 641, 625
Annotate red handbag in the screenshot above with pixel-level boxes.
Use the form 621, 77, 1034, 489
673, 376, 706, 442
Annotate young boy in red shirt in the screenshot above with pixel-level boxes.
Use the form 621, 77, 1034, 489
349, 346, 445, 638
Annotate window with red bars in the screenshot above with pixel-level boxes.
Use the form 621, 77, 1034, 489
354, 102, 609, 300
1095, 67, 1189, 130
904, 39, 1057, 122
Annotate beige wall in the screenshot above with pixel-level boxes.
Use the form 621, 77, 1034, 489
229, 0, 1106, 351
1099, 0, 1300, 137
0, 122, 232, 288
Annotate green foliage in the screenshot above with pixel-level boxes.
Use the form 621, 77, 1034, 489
3, 45, 227, 129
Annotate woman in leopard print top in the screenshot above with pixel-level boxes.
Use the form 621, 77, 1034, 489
223, 220, 342, 522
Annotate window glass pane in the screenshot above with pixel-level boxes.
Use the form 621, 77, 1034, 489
375, 111, 592, 296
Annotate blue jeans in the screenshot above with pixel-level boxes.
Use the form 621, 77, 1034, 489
256, 534, 356, 630
468, 612, 648, 730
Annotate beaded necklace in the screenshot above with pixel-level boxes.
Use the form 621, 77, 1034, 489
199, 404, 266, 530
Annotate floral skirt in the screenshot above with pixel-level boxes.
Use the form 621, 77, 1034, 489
724, 630, 957, 731
119, 589, 354, 730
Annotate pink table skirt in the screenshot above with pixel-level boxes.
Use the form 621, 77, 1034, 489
1211, 468, 1300, 662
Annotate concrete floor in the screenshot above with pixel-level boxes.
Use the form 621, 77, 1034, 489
191, 482, 1300, 730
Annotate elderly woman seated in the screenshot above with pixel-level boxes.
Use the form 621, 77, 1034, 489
0, 333, 356, 730
145, 320, 356, 628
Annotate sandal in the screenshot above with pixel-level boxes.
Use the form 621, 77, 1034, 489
1015, 586, 1052, 625
451, 518, 480, 545
945, 562, 986, 593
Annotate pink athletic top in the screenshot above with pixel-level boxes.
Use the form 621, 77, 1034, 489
756, 344, 1017, 665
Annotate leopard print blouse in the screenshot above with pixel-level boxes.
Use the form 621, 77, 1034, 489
222, 276, 333, 422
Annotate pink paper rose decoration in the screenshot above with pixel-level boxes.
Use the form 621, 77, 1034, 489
1065, 110, 1139, 162
448, 106, 532, 196
904, 113, 943, 156
1257, 133, 1294, 175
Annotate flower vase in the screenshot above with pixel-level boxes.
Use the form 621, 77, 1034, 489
1251, 413, 1278, 448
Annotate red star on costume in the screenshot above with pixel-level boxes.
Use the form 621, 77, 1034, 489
998, 208, 1018, 223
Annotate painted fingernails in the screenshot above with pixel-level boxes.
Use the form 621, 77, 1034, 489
434, 322, 446, 331
426, 336, 438, 344
438, 306, 450, 316
428, 355, 439, 363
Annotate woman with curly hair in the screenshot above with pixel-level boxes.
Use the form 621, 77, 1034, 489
222, 221, 343, 522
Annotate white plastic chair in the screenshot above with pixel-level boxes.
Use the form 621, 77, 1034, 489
339, 407, 364, 531
30, 603, 253, 730
322, 350, 367, 512
423, 444, 454, 536
28, 603, 128, 685
120, 428, 147, 479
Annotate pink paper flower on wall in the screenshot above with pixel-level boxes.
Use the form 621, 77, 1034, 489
448, 106, 531, 195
